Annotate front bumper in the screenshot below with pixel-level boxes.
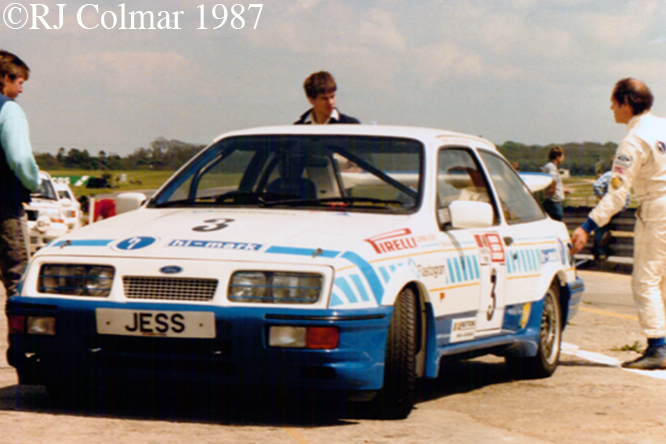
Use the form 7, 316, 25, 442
6, 297, 392, 392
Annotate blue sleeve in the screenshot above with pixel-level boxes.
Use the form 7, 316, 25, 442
0, 101, 40, 192
581, 217, 599, 234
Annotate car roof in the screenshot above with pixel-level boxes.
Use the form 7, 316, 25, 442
212, 125, 497, 152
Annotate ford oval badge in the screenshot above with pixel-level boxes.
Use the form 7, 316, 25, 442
159, 266, 182, 274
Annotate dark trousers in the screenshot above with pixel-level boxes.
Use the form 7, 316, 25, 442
543, 199, 564, 221
0, 207, 29, 297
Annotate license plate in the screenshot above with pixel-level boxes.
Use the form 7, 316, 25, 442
96, 309, 216, 338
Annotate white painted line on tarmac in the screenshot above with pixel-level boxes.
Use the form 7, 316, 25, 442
562, 342, 666, 381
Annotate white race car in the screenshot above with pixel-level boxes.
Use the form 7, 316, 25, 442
7, 125, 583, 419
24, 171, 69, 255
54, 181, 83, 231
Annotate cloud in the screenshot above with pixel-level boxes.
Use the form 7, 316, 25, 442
413, 41, 484, 84
68, 51, 196, 96
244, 2, 408, 55
357, 9, 407, 51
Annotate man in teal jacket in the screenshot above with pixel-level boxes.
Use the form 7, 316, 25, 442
0, 50, 41, 298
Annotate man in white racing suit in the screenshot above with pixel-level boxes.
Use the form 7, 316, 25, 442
572, 78, 666, 370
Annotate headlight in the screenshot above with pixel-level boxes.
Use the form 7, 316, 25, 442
38, 264, 115, 297
40, 207, 65, 224
229, 271, 322, 304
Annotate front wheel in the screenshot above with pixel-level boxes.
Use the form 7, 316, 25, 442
506, 282, 562, 379
374, 287, 418, 419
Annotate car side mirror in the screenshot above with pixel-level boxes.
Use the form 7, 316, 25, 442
442, 200, 494, 229
116, 192, 147, 214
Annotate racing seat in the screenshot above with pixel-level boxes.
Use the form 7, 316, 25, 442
267, 177, 317, 200
266, 153, 317, 200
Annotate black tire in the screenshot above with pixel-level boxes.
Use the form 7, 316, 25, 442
374, 287, 417, 419
506, 282, 562, 379
46, 376, 97, 409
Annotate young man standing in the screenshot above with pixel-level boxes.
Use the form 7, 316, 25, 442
572, 78, 666, 370
294, 71, 360, 125
0, 50, 41, 297
541, 146, 567, 221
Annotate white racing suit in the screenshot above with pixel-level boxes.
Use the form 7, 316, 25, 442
589, 112, 666, 338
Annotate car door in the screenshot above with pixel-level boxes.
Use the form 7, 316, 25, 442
435, 147, 506, 342
476, 150, 550, 311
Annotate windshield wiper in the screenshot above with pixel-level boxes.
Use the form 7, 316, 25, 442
152, 191, 270, 208
263, 196, 409, 208
151, 198, 196, 208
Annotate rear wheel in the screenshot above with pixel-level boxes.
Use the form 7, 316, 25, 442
374, 287, 418, 419
506, 282, 562, 379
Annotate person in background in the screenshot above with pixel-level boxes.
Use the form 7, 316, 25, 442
591, 169, 630, 260
0, 50, 40, 297
93, 198, 117, 222
294, 71, 360, 125
594, 156, 605, 177
572, 78, 666, 370
541, 146, 569, 221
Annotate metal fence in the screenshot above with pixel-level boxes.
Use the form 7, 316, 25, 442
563, 206, 635, 257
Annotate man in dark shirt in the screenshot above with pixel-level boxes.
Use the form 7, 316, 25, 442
294, 71, 360, 124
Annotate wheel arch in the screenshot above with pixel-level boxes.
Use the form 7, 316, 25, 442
401, 281, 431, 378
552, 270, 572, 330
536, 267, 569, 331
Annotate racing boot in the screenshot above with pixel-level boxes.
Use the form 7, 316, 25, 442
621, 344, 666, 370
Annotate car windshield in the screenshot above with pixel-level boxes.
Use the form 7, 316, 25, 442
149, 135, 423, 214
32, 177, 58, 201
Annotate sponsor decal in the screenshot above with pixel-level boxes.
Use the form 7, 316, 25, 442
415, 234, 436, 243
614, 154, 633, 168
451, 317, 476, 343
557, 238, 567, 265
168, 239, 262, 251
417, 264, 446, 279
115, 237, 158, 250
658, 141, 666, 154
520, 303, 531, 329
612, 165, 627, 175
365, 228, 418, 254
610, 175, 623, 190
476, 233, 505, 263
474, 234, 491, 264
540, 248, 559, 264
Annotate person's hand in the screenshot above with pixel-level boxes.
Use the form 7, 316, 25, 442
571, 227, 589, 255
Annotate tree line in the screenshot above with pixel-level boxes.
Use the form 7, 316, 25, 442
498, 141, 619, 176
35, 137, 205, 171
34, 137, 619, 176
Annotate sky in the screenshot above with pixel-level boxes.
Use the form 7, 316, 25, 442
2, 0, 666, 156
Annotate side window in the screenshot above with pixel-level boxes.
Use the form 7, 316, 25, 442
437, 148, 496, 225
478, 151, 546, 224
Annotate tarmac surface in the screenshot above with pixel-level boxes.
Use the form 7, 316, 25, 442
1, 269, 665, 443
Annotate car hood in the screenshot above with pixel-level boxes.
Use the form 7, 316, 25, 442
39, 208, 418, 262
